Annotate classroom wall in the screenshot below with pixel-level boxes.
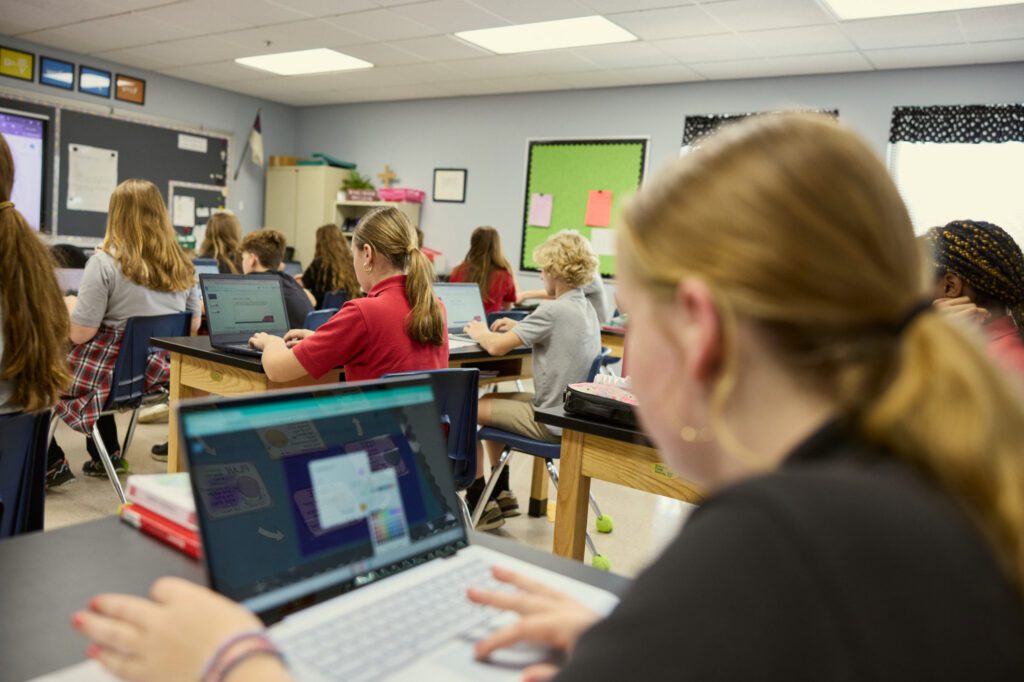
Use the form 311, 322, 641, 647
295, 61, 1023, 291
0, 34, 297, 239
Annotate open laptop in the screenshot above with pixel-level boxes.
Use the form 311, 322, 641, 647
55, 267, 84, 295
434, 282, 487, 349
199, 274, 290, 357
178, 378, 618, 681
283, 260, 303, 277
193, 258, 221, 275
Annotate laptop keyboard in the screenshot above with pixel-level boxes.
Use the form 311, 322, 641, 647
277, 559, 510, 681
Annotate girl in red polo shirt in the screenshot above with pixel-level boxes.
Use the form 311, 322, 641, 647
449, 226, 517, 314
249, 207, 448, 381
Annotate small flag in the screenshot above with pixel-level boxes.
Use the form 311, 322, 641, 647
248, 112, 264, 167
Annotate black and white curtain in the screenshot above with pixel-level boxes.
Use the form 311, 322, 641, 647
682, 109, 839, 146
889, 104, 1024, 144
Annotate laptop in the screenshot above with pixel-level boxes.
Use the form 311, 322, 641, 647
178, 378, 618, 681
55, 267, 84, 295
200, 274, 290, 357
283, 260, 303, 277
434, 282, 487, 348
193, 258, 221, 275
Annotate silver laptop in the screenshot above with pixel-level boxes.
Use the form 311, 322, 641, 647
178, 378, 618, 681
193, 258, 221, 275
199, 274, 290, 357
434, 282, 487, 346
55, 267, 84, 294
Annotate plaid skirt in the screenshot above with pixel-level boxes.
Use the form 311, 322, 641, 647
54, 327, 169, 434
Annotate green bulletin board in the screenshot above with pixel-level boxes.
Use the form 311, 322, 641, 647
521, 138, 647, 277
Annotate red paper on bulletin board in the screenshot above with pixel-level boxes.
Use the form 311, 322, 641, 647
585, 190, 613, 227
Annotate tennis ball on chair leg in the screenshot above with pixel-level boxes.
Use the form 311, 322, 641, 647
591, 554, 611, 572
595, 514, 614, 534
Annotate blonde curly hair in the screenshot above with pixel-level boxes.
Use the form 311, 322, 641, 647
533, 231, 599, 288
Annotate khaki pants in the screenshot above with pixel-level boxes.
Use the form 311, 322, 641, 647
485, 392, 560, 443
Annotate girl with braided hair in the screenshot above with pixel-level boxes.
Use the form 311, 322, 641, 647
927, 219, 1024, 377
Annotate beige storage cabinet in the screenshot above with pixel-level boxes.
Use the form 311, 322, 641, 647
264, 165, 350, 264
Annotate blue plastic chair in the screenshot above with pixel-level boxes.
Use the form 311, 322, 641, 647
472, 353, 613, 569
600, 344, 622, 375
0, 410, 51, 538
304, 308, 338, 331
485, 309, 529, 328
383, 369, 480, 490
51, 313, 193, 503
321, 290, 348, 310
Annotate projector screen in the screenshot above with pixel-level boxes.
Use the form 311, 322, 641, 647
0, 110, 46, 230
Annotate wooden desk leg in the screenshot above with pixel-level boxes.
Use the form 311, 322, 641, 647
166, 353, 195, 474
553, 429, 590, 561
529, 458, 549, 517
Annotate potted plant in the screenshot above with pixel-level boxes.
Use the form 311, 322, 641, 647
342, 171, 378, 201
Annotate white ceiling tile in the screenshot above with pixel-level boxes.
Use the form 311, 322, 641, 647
94, 0, 178, 10
2, 0, 123, 34
447, 74, 568, 96
606, 62, 705, 85
200, 0, 310, 27
605, 5, 729, 41
382, 61, 466, 82
325, 8, 437, 41
389, 0, 509, 33
220, 19, 368, 53
22, 14, 194, 53
970, 38, 1024, 64
376, 0, 439, 6
701, 0, 832, 32
448, 52, 597, 78
3, 20, 45, 35
470, 0, 595, 23
135, 0, 258, 33
841, 13, 965, 50
584, 0, 698, 12
91, 46, 178, 71
957, 5, 1024, 43
338, 42, 426, 66
741, 24, 855, 57
159, 60, 279, 84
389, 35, 492, 60
97, 36, 255, 68
653, 33, 758, 62
265, 0, 377, 18
572, 41, 679, 68
354, 82, 462, 102
864, 43, 976, 70
691, 51, 871, 80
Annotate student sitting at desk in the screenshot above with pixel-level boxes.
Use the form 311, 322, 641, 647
197, 211, 243, 274
449, 226, 518, 314
518, 269, 609, 324
249, 206, 448, 382
463, 231, 601, 529
0, 133, 69, 418
73, 115, 1024, 682
47, 179, 201, 483
302, 223, 361, 308
240, 228, 313, 328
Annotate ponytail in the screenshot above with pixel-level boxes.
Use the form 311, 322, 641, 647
405, 247, 445, 346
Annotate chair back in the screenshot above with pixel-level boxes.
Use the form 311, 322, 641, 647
321, 290, 348, 310
0, 410, 51, 538
587, 348, 610, 382
486, 309, 528, 328
107, 313, 192, 410
384, 368, 480, 489
304, 308, 338, 331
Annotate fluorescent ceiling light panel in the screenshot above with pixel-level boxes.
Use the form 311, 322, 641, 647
823, 0, 1024, 20
455, 16, 636, 55
235, 48, 372, 75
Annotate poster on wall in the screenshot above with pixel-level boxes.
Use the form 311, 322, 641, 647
67, 144, 118, 213
115, 74, 146, 105
79, 65, 112, 98
0, 46, 34, 81
40, 56, 74, 90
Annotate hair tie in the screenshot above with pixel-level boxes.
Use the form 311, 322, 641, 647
894, 300, 931, 334
0, 201, 13, 212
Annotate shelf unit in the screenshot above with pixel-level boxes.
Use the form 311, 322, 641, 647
337, 200, 422, 234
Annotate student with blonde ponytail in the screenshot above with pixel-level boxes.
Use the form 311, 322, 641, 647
251, 206, 447, 382
73, 116, 1024, 682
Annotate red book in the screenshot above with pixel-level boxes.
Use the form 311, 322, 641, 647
119, 503, 202, 560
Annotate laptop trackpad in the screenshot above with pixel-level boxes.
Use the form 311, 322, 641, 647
389, 638, 558, 681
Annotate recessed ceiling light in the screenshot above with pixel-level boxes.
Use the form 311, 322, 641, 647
822, 0, 1024, 20
455, 16, 636, 55
235, 48, 372, 76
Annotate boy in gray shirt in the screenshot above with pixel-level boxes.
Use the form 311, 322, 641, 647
463, 231, 601, 529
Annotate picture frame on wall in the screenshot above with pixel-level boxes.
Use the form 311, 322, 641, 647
433, 168, 467, 203
40, 56, 74, 90
78, 65, 112, 98
115, 74, 146, 105
0, 46, 35, 82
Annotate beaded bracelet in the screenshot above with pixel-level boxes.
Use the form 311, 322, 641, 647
201, 630, 280, 682
210, 637, 285, 682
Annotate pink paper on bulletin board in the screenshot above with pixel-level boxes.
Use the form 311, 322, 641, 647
585, 190, 613, 227
528, 193, 553, 227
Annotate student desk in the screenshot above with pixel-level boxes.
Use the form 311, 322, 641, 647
151, 336, 534, 474
534, 406, 704, 562
1, 517, 630, 681
600, 326, 625, 359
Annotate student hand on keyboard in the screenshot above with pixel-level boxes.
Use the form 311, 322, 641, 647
463, 319, 489, 339
489, 317, 519, 333
466, 565, 599, 675
249, 332, 287, 352
283, 328, 314, 348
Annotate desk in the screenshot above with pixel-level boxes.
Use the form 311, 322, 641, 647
600, 326, 625, 359
152, 337, 534, 474
2, 517, 629, 681
535, 406, 704, 561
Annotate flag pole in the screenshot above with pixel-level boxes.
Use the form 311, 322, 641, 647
233, 108, 262, 182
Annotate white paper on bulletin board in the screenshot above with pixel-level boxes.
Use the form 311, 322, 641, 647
590, 227, 615, 256
172, 194, 196, 228
67, 144, 118, 213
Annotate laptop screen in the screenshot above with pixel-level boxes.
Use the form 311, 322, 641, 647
283, 261, 302, 276
193, 258, 220, 275
434, 283, 486, 331
201, 274, 290, 344
55, 267, 84, 292
179, 379, 465, 614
